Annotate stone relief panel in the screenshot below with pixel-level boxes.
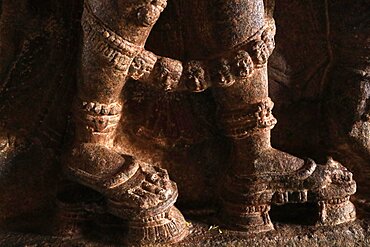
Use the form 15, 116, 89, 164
0, 0, 368, 245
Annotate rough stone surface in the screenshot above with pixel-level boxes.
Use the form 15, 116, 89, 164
0, 219, 369, 246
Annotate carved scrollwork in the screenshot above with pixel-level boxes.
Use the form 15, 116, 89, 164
129, 50, 158, 81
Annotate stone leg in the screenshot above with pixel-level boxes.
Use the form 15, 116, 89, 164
64, 1, 188, 244
207, 1, 357, 232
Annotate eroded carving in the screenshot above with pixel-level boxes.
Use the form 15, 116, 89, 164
234, 50, 254, 78
65, 0, 189, 245
63, 0, 357, 244
215, 58, 236, 88
82, 3, 141, 73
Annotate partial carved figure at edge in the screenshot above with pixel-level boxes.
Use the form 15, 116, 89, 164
64, 0, 357, 245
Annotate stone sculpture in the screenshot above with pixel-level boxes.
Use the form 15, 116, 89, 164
61, 0, 358, 245
65, 0, 189, 245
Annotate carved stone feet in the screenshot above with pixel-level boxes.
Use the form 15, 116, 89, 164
65, 144, 188, 245
63, 0, 358, 242
106, 165, 189, 245
221, 150, 357, 233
